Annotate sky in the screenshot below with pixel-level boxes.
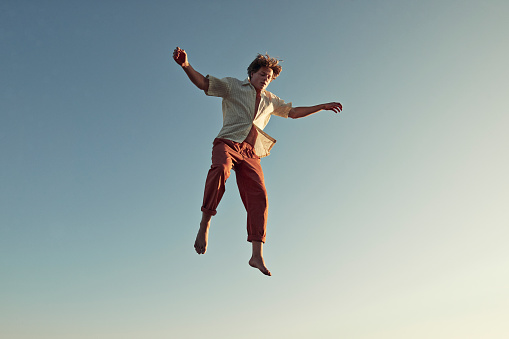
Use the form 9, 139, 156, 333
1, 0, 508, 338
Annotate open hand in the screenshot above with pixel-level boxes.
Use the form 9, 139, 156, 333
173, 47, 188, 66
323, 102, 343, 114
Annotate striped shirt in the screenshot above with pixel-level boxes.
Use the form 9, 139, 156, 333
205, 75, 292, 157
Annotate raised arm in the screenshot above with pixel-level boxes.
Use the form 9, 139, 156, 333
173, 47, 209, 92
288, 102, 342, 119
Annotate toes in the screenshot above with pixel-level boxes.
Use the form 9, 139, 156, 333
194, 244, 202, 254
194, 239, 206, 254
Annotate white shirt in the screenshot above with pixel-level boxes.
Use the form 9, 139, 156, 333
205, 75, 292, 157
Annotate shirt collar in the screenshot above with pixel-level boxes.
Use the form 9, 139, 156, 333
242, 78, 267, 94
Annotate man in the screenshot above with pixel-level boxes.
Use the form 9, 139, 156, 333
173, 47, 342, 276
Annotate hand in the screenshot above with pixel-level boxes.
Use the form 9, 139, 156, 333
322, 102, 343, 114
173, 47, 188, 66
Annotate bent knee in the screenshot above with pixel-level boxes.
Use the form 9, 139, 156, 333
210, 162, 231, 177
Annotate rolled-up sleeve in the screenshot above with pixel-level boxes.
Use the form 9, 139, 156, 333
205, 75, 231, 98
271, 95, 292, 118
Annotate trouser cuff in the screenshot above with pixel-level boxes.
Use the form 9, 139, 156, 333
247, 235, 266, 243
201, 207, 217, 216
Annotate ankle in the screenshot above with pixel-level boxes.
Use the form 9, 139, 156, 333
200, 213, 212, 228
250, 254, 266, 265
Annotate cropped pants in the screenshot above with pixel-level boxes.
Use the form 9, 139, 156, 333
201, 138, 268, 243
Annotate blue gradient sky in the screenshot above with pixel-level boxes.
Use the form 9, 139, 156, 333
2, 1, 508, 338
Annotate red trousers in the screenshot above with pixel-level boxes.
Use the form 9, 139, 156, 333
201, 138, 268, 243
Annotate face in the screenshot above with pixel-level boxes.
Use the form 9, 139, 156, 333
250, 66, 273, 92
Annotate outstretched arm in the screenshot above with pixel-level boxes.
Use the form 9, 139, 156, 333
173, 47, 209, 92
288, 102, 342, 119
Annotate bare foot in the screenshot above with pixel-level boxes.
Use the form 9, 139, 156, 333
194, 221, 209, 254
249, 256, 272, 276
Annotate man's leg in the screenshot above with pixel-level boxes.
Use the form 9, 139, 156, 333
195, 139, 238, 254
235, 155, 271, 276
235, 158, 268, 243
200, 141, 234, 217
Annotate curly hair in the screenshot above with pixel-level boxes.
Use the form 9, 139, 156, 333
247, 53, 282, 80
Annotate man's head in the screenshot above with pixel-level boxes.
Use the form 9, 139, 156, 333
247, 53, 282, 91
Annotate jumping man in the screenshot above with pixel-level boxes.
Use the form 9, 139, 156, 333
173, 47, 342, 276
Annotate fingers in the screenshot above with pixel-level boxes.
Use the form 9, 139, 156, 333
326, 102, 342, 113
